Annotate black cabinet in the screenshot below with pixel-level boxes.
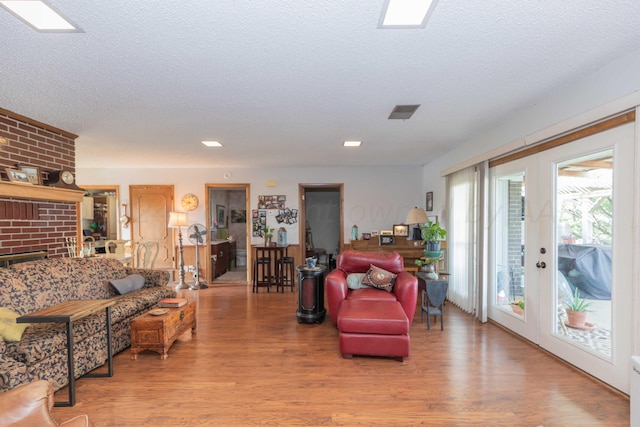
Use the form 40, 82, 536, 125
296, 265, 326, 324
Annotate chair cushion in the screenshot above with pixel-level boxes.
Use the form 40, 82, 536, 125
347, 288, 397, 302
338, 300, 409, 335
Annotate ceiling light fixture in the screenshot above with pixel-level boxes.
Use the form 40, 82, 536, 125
378, 0, 438, 29
202, 140, 223, 147
0, 0, 82, 32
343, 140, 362, 147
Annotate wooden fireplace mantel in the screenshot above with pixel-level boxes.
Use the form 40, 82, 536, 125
0, 181, 84, 203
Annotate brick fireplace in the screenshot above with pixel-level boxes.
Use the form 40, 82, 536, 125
0, 108, 80, 258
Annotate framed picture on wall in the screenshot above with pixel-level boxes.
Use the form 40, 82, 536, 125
426, 191, 434, 212
216, 205, 226, 227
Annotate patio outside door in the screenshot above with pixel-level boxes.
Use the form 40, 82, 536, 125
489, 122, 634, 392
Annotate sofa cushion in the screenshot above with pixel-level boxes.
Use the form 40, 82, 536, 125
0, 308, 29, 342
110, 274, 145, 295
338, 300, 409, 335
361, 264, 396, 292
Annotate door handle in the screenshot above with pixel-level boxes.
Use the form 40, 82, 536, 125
536, 261, 546, 269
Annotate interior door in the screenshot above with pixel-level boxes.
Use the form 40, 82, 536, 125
130, 185, 174, 269
489, 122, 634, 392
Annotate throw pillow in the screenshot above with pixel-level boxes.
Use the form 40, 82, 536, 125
361, 264, 397, 292
0, 308, 29, 342
346, 273, 368, 290
110, 274, 145, 295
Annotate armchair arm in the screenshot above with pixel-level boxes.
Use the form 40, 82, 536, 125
393, 272, 418, 322
325, 269, 348, 326
0, 380, 94, 427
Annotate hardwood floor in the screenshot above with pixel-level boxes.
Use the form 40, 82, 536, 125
53, 285, 630, 426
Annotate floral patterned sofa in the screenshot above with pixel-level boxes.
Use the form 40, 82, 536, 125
0, 257, 175, 393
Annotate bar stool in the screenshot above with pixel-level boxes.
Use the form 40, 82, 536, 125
253, 247, 272, 293
277, 256, 295, 292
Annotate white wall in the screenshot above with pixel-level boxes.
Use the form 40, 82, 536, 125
77, 165, 423, 246
422, 46, 640, 231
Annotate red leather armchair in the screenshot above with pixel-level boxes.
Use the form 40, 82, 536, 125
325, 250, 418, 360
0, 380, 94, 427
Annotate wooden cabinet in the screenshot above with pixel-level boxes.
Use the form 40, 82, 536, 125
350, 236, 445, 269
211, 241, 230, 279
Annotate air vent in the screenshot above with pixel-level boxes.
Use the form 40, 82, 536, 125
388, 104, 420, 120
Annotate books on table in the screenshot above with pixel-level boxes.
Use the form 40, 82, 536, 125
157, 298, 188, 308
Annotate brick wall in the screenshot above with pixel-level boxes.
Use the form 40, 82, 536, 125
0, 109, 78, 257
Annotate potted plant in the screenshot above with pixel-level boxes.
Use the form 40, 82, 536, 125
262, 225, 274, 246
564, 288, 591, 327
420, 221, 446, 252
415, 257, 440, 280
510, 300, 524, 315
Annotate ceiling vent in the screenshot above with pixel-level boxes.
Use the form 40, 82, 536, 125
388, 104, 420, 120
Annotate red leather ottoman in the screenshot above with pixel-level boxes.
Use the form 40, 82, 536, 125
337, 299, 410, 361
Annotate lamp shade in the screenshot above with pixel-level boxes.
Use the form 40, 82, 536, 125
405, 207, 429, 225
168, 212, 188, 228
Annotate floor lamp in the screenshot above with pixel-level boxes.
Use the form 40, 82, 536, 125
168, 212, 189, 290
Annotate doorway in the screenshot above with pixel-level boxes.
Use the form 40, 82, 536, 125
489, 122, 634, 392
300, 184, 343, 268
206, 184, 250, 284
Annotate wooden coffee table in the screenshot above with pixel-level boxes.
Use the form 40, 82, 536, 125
130, 301, 196, 359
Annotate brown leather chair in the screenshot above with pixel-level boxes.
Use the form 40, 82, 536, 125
0, 380, 94, 426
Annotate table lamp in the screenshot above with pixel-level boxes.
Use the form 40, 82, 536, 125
168, 211, 189, 289
405, 207, 429, 241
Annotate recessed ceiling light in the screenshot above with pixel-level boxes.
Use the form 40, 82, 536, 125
0, 0, 81, 32
344, 140, 362, 147
202, 140, 223, 147
378, 0, 438, 29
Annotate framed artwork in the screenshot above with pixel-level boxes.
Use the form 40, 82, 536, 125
393, 224, 408, 236
427, 215, 439, 224
362, 232, 371, 240
18, 164, 41, 185
216, 205, 226, 227
438, 249, 448, 273
370, 230, 379, 237
380, 230, 393, 235
379, 235, 396, 246
5, 168, 31, 184
426, 191, 434, 212
230, 209, 246, 223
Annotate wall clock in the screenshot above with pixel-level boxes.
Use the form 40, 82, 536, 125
181, 194, 199, 211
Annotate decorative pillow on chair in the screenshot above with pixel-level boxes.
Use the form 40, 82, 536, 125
0, 308, 29, 342
361, 264, 397, 292
110, 274, 145, 295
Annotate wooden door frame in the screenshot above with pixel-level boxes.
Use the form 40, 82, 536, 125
205, 183, 250, 283
298, 183, 344, 264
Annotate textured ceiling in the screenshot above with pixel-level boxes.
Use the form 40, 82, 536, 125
1, 1, 640, 169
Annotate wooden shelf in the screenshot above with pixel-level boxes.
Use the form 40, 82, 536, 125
0, 181, 84, 203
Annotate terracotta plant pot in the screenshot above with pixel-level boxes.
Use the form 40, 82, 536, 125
510, 303, 524, 316
565, 309, 587, 327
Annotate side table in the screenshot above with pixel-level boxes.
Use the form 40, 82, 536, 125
296, 265, 326, 324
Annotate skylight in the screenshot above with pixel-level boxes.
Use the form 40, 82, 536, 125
378, 0, 437, 29
0, 0, 81, 32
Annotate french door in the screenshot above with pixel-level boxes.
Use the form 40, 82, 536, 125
489, 122, 634, 392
